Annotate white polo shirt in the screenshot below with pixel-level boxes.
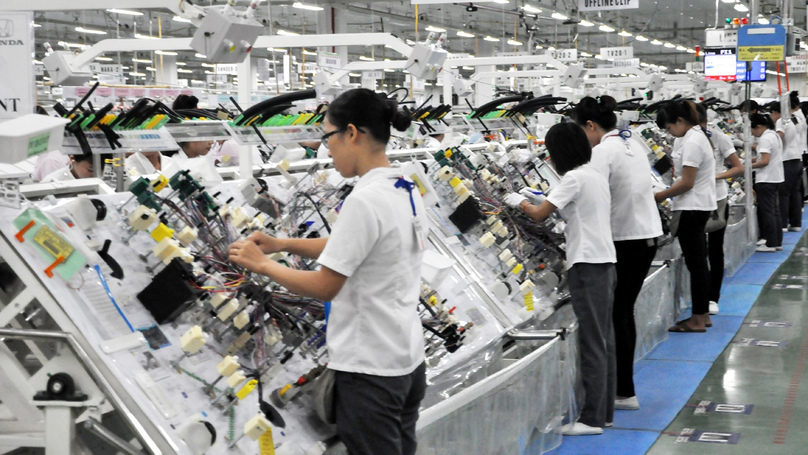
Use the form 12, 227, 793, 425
777, 117, 802, 161
125, 152, 174, 175
756, 129, 785, 184
41, 166, 76, 183
708, 126, 737, 201
590, 130, 663, 241
546, 163, 616, 269
33, 150, 70, 182
670, 127, 717, 212
793, 110, 808, 154
317, 167, 426, 376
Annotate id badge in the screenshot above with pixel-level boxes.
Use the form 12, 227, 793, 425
624, 145, 633, 156
413, 216, 426, 250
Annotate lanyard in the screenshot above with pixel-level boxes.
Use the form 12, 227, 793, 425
603, 130, 633, 155
394, 177, 418, 217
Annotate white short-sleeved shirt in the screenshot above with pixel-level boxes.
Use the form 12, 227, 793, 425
589, 131, 663, 241
41, 166, 76, 183
546, 164, 616, 269
317, 167, 426, 376
756, 129, 785, 183
125, 152, 174, 175
793, 110, 808, 154
776, 118, 801, 161
670, 127, 717, 211
33, 150, 71, 182
708, 126, 737, 201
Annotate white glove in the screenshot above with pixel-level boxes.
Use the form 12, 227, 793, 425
519, 188, 546, 205
504, 192, 528, 209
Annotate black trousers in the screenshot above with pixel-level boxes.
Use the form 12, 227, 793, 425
755, 182, 783, 248
707, 199, 730, 303
613, 239, 658, 398
568, 262, 617, 428
334, 362, 427, 455
780, 159, 803, 228
677, 210, 711, 316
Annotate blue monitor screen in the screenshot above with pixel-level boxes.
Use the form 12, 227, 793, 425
737, 61, 767, 82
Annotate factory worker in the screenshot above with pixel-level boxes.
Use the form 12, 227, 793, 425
750, 112, 784, 252
210, 139, 265, 166
505, 122, 616, 436
424, 132, 445, 148
41, 153, 103, 182
229, 88, 426, 455
125, 152, 173, 175
776, 92, 806, 232
175, 141, 213, 160
695, 103, 744, 317
33, 150, 70, 182
571, 95, 662, 413
654, 100, 716, 332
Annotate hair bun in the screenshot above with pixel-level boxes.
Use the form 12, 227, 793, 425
597, 95, 617, 113
391, 110, 412, 132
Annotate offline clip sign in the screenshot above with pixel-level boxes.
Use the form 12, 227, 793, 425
737, 24, 786, 61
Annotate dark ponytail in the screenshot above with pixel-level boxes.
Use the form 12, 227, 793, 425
326, 89, 411, 144
571, 95, 618, 130
750, 113, 775, 130
655, 100, 700, 129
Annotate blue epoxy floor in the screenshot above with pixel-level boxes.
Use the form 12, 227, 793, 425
547, 214, 808, 455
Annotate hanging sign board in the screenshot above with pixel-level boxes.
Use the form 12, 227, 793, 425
737, 24, 786, 61
600, 46, 634, 59
578, 0, 638, 12
612, 58, 640, 67
318, 52, 341, 69
0, 12, 35, 120
786, 53, 808, 73
215, 64, 239, 75
706, 29, 738, 47
551, 49, 578, 62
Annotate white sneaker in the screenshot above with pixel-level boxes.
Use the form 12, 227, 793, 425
757, 239, 767, 246
615, 396, 640, 410
789, 227, 802, 232
605, 421, 613, 428
756, 245, 778, 252
783, 228, 789, 233
560, 422, 604, 436
709, 301, 719, 315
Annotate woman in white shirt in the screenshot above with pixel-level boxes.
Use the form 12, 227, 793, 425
125, 152, 173, 175
571, 95, 662, 412
506, 122, 616, 436
41, 153, 99, 183
750, 113, 785, 251
229, 89, 426, 455
774, 93, 806, 231
696, 104, 744, 317
654, 100, 716, 333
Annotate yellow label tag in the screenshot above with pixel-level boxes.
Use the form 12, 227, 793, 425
33, 226, 73, 259
524, 293, 534, 311
259, 428, 275, 455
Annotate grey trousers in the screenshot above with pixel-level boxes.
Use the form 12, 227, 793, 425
334, 362, 427, 455
568, 262, 618, 428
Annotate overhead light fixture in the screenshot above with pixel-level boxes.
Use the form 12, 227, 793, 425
155, 50, 178, 56
57, 41, 85, 48
201, 63, 216, 67
523, 4, 542, 13
581, 52, 592, 57
146, 67, 156, 71
121, 66, 130, 69
484, 36, 500, 42
758, 17, 769, 24
599, 24, 615, 32
507, 39, 523, 46
551, 12, 569, 20
33, 60, 43, 65
293, 2, 324, 11
129, 72, 146, 76
721, 0, 735, 2
676, 45, 687, 51
106, 8, 143, 16
457, 30, 475, 38
204, 70, 214, 74
635, 35, 649, 41
384, 68, 395, 72
302, 50, 317, 56
548, 46, 556, 51
595, 54, 604, 59
267, 47, 288, 53
132, 58, 152, 63
425, 26, 446, 32
659, 65, 667, 70
491, 0, 509, 4
348, 72, 361, 77
640, 62, 650, 67
177, 68, 193, 73
686, 48, 696, 53
663, 42, 675, 48
135, 33, 160, 40
75, 26, 107, 35
277, 30, 299, 36
176, 62, 187, 66
33, 23, 42, 28
618, 30, 632, 37
651, 39, 663, 45
95, 56, 113, 61
173, 15, 192, 23
195, 53, 207, 58
462, 66, 475, 70
359, 56, 374, 61
734, 2, 749, 12
579, 20, 594, 27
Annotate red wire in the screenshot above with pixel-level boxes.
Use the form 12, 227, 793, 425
777, 62, 783, 95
